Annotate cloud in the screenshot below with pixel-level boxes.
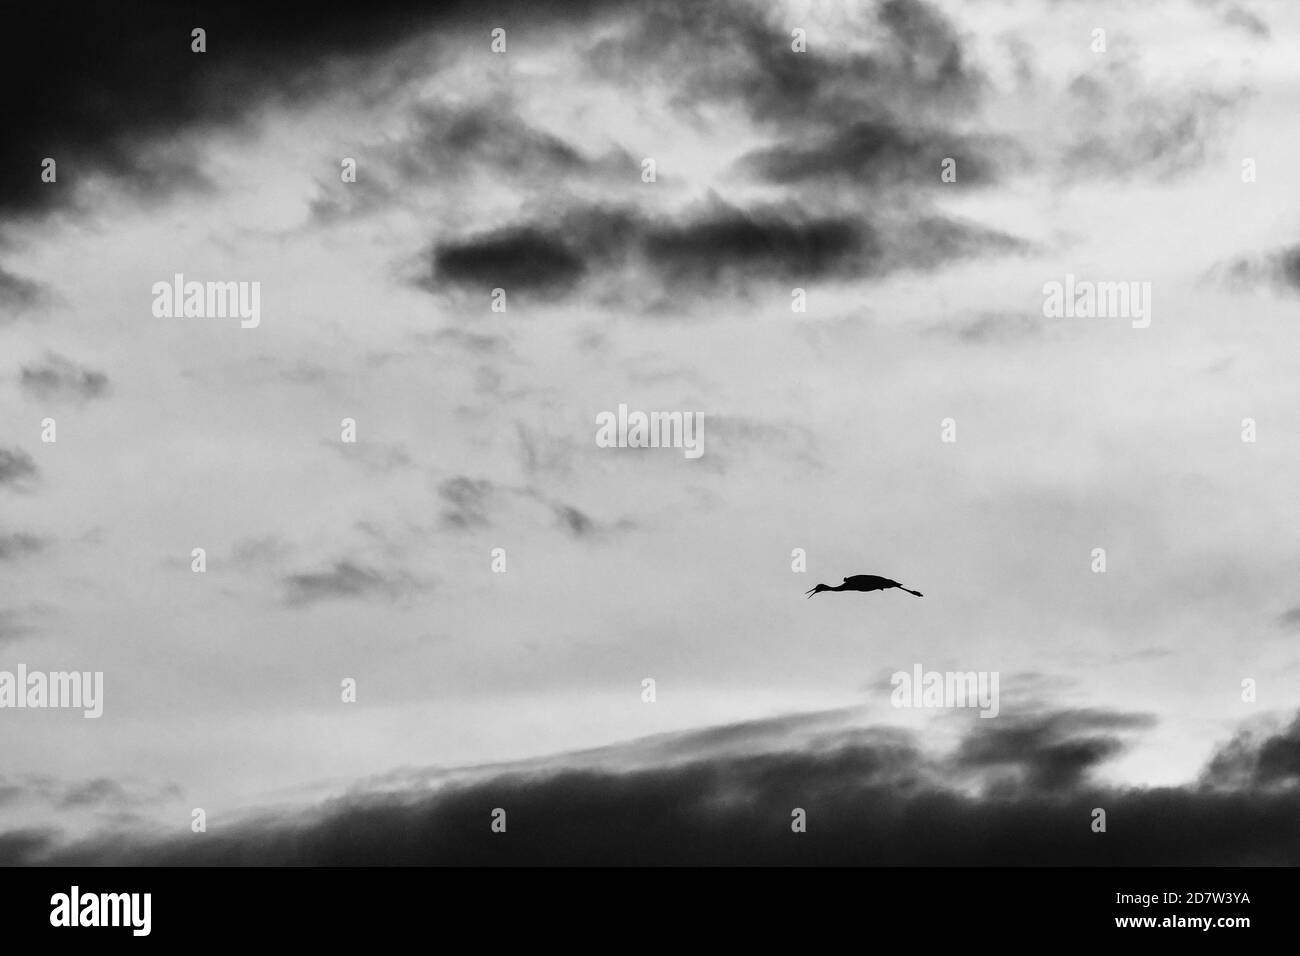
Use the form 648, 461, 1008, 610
230, 535, 293, 569
945, 311, 1043, 345
56, 779, 131, 809
438, 476, 496, 529
0, 266, 46, 314
282, 560, 416, 606
589, 0, 983, 127
434, 227, 587, 296
9, 705, 1299, 865
0, 448, 38, 489
737, 119, 1008, 187
430, 194, 1028, 304
1060, 64, 1246, 181
641, 205, 870, 283
1222, 6, 1270, 39
1256, 719, 1300, 786
18, 353, 109, 402
698, 415, 821, 474
0, 607, 46, 645
0, 830, 56, 863
1192, 0, 1271, 39
428, 330, 510, 357
1281, 247, 1300, 290
0, 0, 635, 216
324, 439, 413, 474
0, 532, 48, 562
552, 504, 595, 537
311, 102, 622, 224
952, 708, 1157, 792
1215, 244, 1300, 294
891, 215, 1030, 271
434, 473, 625, 539
1201, 714, 1300, 790
423, 107, 588, 173
0, 774, 184, 843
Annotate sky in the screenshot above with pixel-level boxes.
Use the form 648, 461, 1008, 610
1, 0, 1298, 864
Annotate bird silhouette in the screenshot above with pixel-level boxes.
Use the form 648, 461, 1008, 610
805, 574, 923, 599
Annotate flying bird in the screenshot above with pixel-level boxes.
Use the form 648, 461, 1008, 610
805, 574, 923, 599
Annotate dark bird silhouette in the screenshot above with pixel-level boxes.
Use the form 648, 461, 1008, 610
805, 574, 923, 599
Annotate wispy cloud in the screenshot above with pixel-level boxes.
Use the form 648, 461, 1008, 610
282, 559, 421, 606
0, 532, 49, 562
0, 448, 38, 489
19, 353, 109, 402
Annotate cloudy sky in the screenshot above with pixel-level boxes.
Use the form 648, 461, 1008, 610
1, 0, 1298, 864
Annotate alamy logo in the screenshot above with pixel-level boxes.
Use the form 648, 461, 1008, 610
50, 886, 151, 936
890, 663, 999, 718
151, 273, 261, 328
1042, 273, 1151, 328
0, 665, 103, 718
595, 404, 704, 459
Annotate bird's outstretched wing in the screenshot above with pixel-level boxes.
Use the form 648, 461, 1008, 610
844, 574, 891, 586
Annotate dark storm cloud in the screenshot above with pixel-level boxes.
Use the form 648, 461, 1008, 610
431, 202, 865, 296
434, 228, 587, 296
0, 0, 632, 215
953, 709, 1156, 793
1201, 714, 1300, 789
431, 194, 1028, 301
873, 0, 985, 102
412, 0, 1025, 300
0, 532, 49, 562
1256, 719, 1300, 786
1279, 605, 1300, 630
19, 354, 109, 402
282, 559, 415, 606
0, 831, 55, 864
590, 0, 983, 127
0, 448, 38, 488
738, 119, 1008, 187
11, 704, 1300, 865
643, 207, 870, 283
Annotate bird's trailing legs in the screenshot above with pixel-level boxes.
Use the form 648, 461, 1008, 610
805, 581, 924, 598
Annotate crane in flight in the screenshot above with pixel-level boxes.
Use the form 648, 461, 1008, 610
805, 574, 923, 599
